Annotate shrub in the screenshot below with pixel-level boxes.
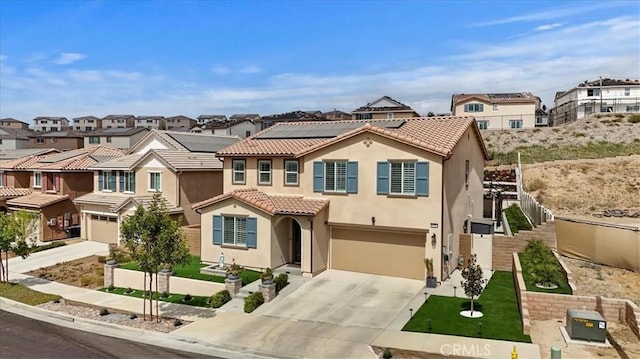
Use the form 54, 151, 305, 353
521, 240, 562, 287
274, 273, 289, 292
30, 242, 66, 253
184, 294, 193, 302
173, 319, 183, 327
210, 289, 232, 308
504, 204, 532, 234
383, 348, 393, 359
107, 284, 115, 292
525, 178, 546, 192
99, 308, 110, 316
126, 287, 134, 294
244, 292, 265, 313
629, 114, 640, 123
79, 275, 94, 287
160, 291, 169, 298
129, 312, 138, 320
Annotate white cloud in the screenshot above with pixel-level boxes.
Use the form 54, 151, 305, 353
534, 23, 564, 31
239, 65, 262, 74
212, 65, 230, 75
107, 70, 142, 81
54, 52, 87, 65
67, 70, 102, 82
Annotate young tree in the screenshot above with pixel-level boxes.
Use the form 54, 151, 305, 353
0, 210, 38, 283
461, 254, 486, 316
120, 193, 189, 322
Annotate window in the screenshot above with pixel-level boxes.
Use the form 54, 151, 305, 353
232, 159, 245, 184
89, 136, 100, 144
223, 216, 247, 246
509, 120, 523, 129
121, 171, 135, 193
245, 130, 251, 138
41, 127, 47, 131
625, 88, 631, 96
106, 137, 112, 143
626, 105, 640, 112
261, 121, 273, 130
587, 89, 600, 97
100, 170, 116, 191
257, 160, 271, 185
36, 138, 45, 144
356, 113, 372, 120
34, 172, 42, 188
465, 160, 470, 190
284, 160, 298, 185
53, 120, 58, 124
0, 171, 4, 187
85, 126, 92, 131
149, 172, 161, 191
0, 139, 2, 144
464, 103, 484, 112
324, 161, 347, 192
492, 104, 498, 110
477, 120, 489, 130
387, 112, 394, 119
390, 162, 416, 195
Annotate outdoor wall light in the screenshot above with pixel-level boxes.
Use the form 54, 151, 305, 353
409, 308, 414, 319
431, 233, 437, 246
371, 216, 376, 225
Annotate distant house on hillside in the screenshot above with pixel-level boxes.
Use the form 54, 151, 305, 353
165, 115, 196, 130
229, 114, 260, 121
135, 116, 165, 130
323, 110, 351, 121
73, 116, 102, 132
84, 127, 149, 149
0, 118, 30, 130
28, 131, 85, 151
255, 111, 326, 131
197, 115, 227, 126
102, 115, 135, 129
0, 128, 32, 150
351, 96, 420, 120
33, 117, 69, 132
550, 78, 640, 126
191, 119, 255, 138
451, 92, 542, 130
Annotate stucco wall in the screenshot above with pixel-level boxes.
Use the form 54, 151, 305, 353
454, 102, 537, 129
271, 216, 291, 267
62, 172, 93, 201
135, 157, 177, 204
179, 171, 222, 225
28, 137, 83, 151
5, 171, 30, 188
312, 209, 330, 275
40, 199, 78, 241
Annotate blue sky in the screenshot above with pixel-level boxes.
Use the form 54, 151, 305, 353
1, 0, 639, 121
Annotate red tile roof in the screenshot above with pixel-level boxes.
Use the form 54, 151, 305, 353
26, 146, 124, 171
216, 116, 489, 159
0, 187, 32, 199
193, 188, 329, 216
7, 193, 69, 208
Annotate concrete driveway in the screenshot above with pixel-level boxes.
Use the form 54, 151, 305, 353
8, 241, 109, 274
258, 270, 425, 329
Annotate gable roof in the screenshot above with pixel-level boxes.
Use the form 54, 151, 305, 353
7, 193, 69, 209
84, 127, 148, 137
201, 118, 253, 130
165, 115, 196, 122
216, 116, 490, 160
352, 96, 417, 113
89, 149, 223, 171
128, 129, 240, 154
229, 114, 260, 120
24, 146, 124, 171
0, 118, 30, 126
0, 127, 32, 140
193, 188, 329, 216
0, 153, 54, 170
198, 115, 227, 121
72, 116, 100, 122
452, 92, 539, 107
73, 192, 182, 214
0, 187, 32, 199
0, 148, 60, 161
577, 78, 640, 87
33, 116, 68, 122
102, 115, 135, 121
323, 110, 351, 117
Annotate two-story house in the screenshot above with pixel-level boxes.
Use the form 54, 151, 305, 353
197, 115, 227, 126
0, 150, 59, 212
254, 111, 325, 131
1, 118, 30, 130
450, 92, 541, 130
84, 127, 149, 149
74, 131, 239, 244
229, 114, 260, 122
192, 119, 255, 138
323, 110, 351, 121
28, 130, 85, 151
33, 117, 69, 132
0, 128, 32, 150
165, 115, 196, 130
101, 115, 135, 129
351, 96, 420, 120
72, 116, 102, 132
551, 78, 640, 125
3, 146, 123, 241
135, 116, 165, 130
193, 117, 489, 281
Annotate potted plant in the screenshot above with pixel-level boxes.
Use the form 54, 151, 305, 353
424, 258, 437, 288
261, 267, 274, 285
226, 259, 242, 280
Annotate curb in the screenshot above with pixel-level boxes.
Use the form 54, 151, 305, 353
0, 296, 275, 359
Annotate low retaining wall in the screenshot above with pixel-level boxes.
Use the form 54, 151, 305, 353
112, 268, 225, 297
513, 253, 640, 338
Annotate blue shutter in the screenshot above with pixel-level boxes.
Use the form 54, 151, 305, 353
246, 217, 257, 249
98, 170, 103, 191
110, 171, 116, 191
213, 215, 222, 245
376, 162, 389, 195
313, 161, 323, 192
119, 171, 124, 192
346, 161, 358, 194
416, 162, 429, 196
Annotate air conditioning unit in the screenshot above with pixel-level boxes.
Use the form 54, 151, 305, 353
566, 309, 607, 343
47, 218, 57, 226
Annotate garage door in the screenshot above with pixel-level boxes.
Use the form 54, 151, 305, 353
331, 228, 426, 280
89, 215, 118, 243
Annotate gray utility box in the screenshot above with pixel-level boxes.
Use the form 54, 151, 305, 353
566, 309, 607, 343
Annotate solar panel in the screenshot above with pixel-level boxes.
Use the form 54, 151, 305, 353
167, 133, 240, 153
104, 128, 133, 133
256, 120, 405, 139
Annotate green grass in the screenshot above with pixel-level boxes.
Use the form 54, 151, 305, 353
30, 242, 67, 254
504, 204, 532, 234
518, 254, 572, 294
489, 140, 640, 165
403, 271, 531, 343
0, 283, 62, 305
119, 255, 261, 286
98, 287, 211, 307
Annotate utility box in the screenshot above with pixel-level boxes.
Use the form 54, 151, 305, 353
566, 309, 607, 343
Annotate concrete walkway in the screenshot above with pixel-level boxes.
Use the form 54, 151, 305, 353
427, 268, 494, 298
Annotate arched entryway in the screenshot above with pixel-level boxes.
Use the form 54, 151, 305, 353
273, 216, 304, 265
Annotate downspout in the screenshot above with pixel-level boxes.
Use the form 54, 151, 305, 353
176, 170, 182, 223
440, 151, 453, 281
308, 218, 313, 276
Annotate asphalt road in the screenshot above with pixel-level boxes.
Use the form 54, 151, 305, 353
0, 310, 219, 359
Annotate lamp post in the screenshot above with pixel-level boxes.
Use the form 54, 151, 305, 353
424, 292, 428, 302
409, 308, 414, 319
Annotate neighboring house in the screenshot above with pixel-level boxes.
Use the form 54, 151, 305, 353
0, 128, 32, 150
73, 116, 102, 132
323, 110, 351, 121
28, 131, 85, 151
451, 92, 541, 130
84, 127, 149, 149
0, 152, 57, 211
550, 78, 640, 126
135, 116, 165, 130
0, 148, 60, 161
197, 115, 227, 126
535, 109, 549, 127
193, 117, 489, 280
74, 131, 240, 244
351, 96, 420, 120
229, 114, 260, 121
165, 115, 196, 130
3, 146, 123, 242
102, 115, 135, 129
254, 111, 326, 131
193, 119, 255, 138
0, 118, 30, 130
33, 117, 69, 132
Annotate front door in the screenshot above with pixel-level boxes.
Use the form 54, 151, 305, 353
292, 219, 301, 264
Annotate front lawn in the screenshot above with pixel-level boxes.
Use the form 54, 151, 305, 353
0, 283, 62, 305
403, 271, 531, 343
518, 254, 572, 294
98, 286, 211, 307
119, 255, 261, 286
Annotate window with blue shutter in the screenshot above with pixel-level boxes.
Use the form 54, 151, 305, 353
119, 171, 125, 192
247, 217, 257, 249
416, 162, 429, 196
313, 161, 323, 192
98, 170, 104, 191
346, 161, 358, 193
213, 215, 222, 245
376, 162, 389, 194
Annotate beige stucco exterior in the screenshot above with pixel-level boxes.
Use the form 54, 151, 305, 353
351, 111, 419, 120
453, 100, 537, 129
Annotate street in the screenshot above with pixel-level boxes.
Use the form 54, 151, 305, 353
0, 310, 218, 359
